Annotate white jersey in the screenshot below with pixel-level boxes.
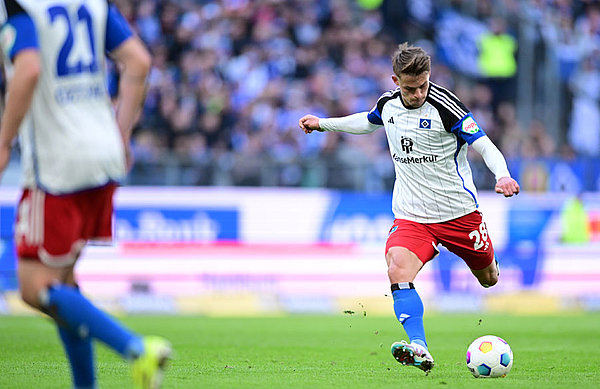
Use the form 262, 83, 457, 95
367, 82, 486, 223
0, 0, 126, 194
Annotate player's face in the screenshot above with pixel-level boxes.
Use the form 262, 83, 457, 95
394, 72, 430, 108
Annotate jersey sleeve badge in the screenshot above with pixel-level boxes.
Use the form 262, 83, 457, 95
461, 116, 481, 134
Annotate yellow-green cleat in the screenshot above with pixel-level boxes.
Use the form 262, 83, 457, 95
132, 336, 172, 389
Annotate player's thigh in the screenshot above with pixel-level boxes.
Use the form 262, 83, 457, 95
385, 246, 424, 282
435, 211, 495, 271
386, 219, 439, 265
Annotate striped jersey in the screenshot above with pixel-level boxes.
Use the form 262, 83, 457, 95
367, 81, 486, 223
0, 0, 133, 194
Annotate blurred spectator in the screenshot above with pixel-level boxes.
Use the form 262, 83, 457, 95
568, 55, 600, 156
477, 17, 518, 109
561, 195, 590, 244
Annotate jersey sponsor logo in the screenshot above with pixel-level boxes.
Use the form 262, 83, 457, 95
388, 116, 394, 124
400, 137, 413, 153
54, 82, 106, 104
461, 116, 480, 134
419, 118, 431, 129
393, 153, 439, 164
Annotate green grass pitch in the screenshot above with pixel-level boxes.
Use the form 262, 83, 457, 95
1, 313, 599, 388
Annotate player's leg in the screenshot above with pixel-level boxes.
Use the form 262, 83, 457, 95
16, 187, 168, 388
18, 258, 144, 355
386, 246, 426, 346
17, 259, 97, 388
385, 220, 437, 372
19, 257, 170, 389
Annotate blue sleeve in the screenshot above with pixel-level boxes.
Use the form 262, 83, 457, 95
450, 113, 486, 144
105, 4, 133, 53
367, 103, 384, 125
2, 13, 38, 60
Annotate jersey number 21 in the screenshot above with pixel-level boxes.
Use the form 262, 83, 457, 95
48, 4, 98, 77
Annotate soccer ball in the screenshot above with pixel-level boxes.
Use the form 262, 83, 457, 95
466, 335, 513, 378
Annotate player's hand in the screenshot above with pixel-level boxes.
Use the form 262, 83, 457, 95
495, 177, 520, 197
298, 115, 321, 134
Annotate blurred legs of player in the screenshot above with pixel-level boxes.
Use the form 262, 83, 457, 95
16, 186, 171, 388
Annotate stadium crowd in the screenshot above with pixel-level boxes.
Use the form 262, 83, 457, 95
18, 0, 600, 191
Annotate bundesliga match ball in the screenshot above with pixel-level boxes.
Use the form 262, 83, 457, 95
466, 335, 513, 378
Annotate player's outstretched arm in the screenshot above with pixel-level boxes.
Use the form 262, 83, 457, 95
0, 49, 40, 176
471, 136, 520, 197
299, 112, 380, 135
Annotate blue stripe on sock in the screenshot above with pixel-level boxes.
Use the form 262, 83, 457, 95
392, 288, 428, 348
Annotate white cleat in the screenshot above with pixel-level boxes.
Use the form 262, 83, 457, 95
391, 340, 434, 373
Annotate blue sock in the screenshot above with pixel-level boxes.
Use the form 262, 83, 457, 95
43, 284, 144, 359
58, 326, 95, 389
392, 282, 428, 349
56, 286, 95, 389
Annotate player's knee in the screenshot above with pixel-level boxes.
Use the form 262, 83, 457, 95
18, 280, 54, 311
387, 262, 403, 281
479, 273, 498, 288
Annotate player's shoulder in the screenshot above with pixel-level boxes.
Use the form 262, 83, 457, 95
377, 87, 401, 102
428, 81, 464, 103
376, 87, 402, 112
427, 81, 469, 120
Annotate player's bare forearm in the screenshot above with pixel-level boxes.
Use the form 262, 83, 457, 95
299, 114, 321, 134
110, 37, 151, 142
495, 176, 520, 197
0, 50, 41, 173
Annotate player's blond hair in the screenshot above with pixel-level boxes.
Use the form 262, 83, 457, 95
392, 42, 431, 77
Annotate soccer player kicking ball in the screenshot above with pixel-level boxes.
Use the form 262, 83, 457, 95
0, 0, 170, 387
299, 42, 520, 373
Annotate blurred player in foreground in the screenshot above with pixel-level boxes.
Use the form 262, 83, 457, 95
299, 42, 519, 373
0, 0, 170, 387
